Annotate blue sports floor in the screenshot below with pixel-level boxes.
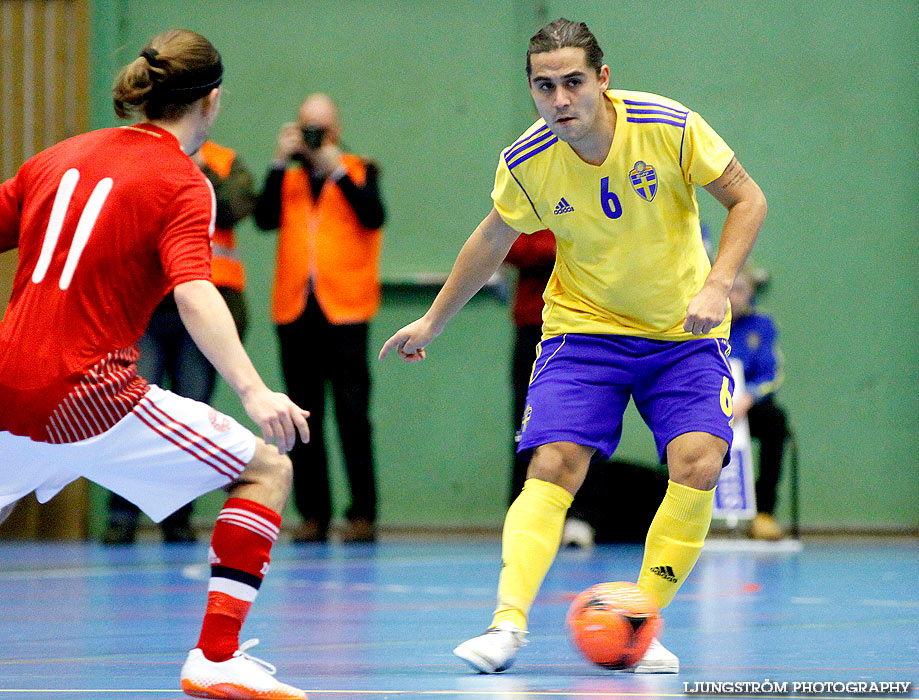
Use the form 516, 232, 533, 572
0, 537, 916, 699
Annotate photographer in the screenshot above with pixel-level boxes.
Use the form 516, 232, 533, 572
255, 94, 384, 543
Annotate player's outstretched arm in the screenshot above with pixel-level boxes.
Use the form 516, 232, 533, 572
174, 280, 309, 452
685, 158, 767, 335
379, 208, 520, 362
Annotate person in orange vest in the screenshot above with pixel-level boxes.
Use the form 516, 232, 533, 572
254, 94, 384, 543
102, 140, 256, 544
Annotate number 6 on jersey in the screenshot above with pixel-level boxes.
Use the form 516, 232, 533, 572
600, 176, 623, 220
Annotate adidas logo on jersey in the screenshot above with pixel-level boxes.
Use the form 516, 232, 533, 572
650, 565, 678, 583
554, 197, 574, 215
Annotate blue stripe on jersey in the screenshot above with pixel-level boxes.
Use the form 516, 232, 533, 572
507, 124, 550, 155
508, 167, 543, 225
626, 116, 687, 128
624, 107, 689, 119
679, 118, 688, 169
506, 128, 555, 161
506, 136, 558, 170
623, 99, 688, 116
509, 123, 550, 148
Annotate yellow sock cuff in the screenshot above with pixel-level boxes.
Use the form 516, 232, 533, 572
660, 480, 715, 522
521, 478, 575, 509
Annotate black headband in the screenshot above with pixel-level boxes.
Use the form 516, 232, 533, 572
159, 61, 223, 100
139, 48, 223, 102
140, 48, 162, 66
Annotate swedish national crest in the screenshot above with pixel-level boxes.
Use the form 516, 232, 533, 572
629, 161, 658, 202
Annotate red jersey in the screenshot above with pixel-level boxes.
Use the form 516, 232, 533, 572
0, 124, 214, 442
504, 229, 556, 328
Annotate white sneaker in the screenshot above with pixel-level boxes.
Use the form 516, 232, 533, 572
453, 621, 527, 673
626, 637, 679, 674
180, 639, 307, 699
561, 517, 595, 549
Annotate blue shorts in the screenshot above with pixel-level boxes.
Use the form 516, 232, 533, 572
517, 334, 734, 464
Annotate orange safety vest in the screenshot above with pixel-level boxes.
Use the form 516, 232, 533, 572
273, 154, 382, 325
199, 141, 245, 292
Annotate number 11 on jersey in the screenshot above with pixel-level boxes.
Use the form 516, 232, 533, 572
32, 168, 113, 290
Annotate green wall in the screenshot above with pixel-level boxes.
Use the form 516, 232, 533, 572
88, 0, 918, 532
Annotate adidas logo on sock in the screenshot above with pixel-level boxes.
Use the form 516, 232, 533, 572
650, 565, 678, 583
554, 197, 574, 215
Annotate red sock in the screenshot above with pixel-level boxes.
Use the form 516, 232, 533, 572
195, 498, 281, 662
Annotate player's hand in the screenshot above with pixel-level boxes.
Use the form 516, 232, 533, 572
379, 317, 439, 362
274, 122, 305, 162
312, 143, 343, 177
240, 386, 310, 453
684, 284, 729, 335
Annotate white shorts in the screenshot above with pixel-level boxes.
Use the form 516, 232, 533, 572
0, 385, 257, 523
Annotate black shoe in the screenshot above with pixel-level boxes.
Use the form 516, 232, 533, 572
292, 519, 328, 543
102, 522, 137, 545
342, 518, 377, 543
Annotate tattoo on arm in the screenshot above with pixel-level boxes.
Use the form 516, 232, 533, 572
722, 158, 751, 190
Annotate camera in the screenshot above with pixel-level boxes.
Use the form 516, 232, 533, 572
301, 126, 326, 150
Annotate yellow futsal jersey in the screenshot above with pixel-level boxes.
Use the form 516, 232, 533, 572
492, 89, 734, 341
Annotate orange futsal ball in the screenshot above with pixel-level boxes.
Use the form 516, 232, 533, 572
566, 581, 661, 669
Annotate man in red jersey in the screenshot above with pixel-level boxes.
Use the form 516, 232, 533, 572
0, 30, 308, 700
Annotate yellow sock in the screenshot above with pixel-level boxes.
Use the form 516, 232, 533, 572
491, 478, 573, 631
637, 480, 714, 609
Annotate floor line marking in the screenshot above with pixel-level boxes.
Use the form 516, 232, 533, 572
0, 691, 740, 696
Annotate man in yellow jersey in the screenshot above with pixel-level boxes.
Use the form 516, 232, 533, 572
380, 18, 767, 674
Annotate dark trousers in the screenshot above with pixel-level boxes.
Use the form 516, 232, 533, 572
509, 324, 544, 504
276, 295, 376, 532
107, 288, 248, 529
748, 396, 789, 515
